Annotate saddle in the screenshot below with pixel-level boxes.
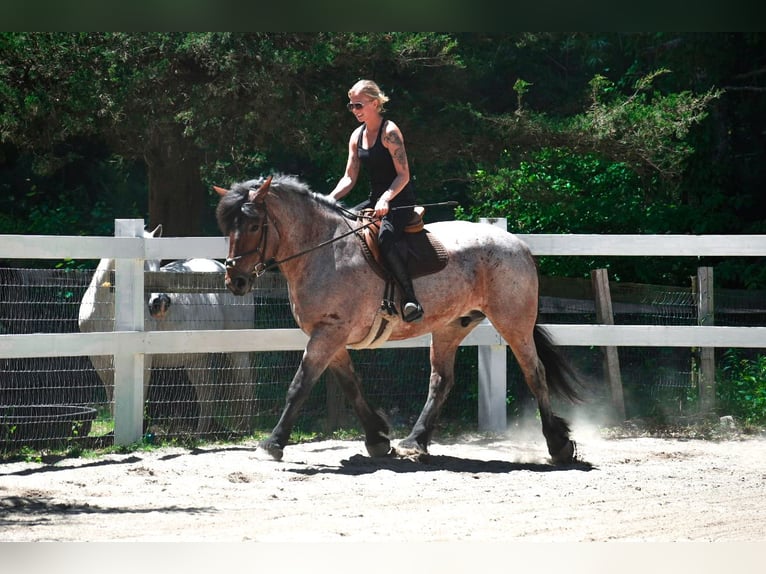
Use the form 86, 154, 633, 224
357, 207, 449, 280
348, 207, 449, 350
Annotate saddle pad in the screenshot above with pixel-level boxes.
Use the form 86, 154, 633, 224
356, 210, 449, 280
401, 229, 449, 279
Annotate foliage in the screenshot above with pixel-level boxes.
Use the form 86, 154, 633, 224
718, 350, 766, 425
479, 68, 720, 184
1, 33, 765, 287
0, 32, 467, 236
573, 69, 721, 180
457, 147, 700, 284
461, 147, 649, 233
0, 143, 144, 271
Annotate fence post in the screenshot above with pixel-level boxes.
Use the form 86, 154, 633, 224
695, 266, 716, 414
477, 218, 508, 431
113, 219, 146, 446
591, 268, 626, 421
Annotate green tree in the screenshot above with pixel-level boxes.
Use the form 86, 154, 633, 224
0, 32, 464, 236
453, 33, 766, 285
2, 32, 766, 290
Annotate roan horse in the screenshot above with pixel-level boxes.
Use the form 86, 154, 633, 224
215, 174, 581, 464
78, 225, 255, 435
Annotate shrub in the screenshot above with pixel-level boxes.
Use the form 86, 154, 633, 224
717, 349, 766, 425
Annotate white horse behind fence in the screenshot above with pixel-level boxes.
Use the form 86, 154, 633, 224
78, 225, 255, 435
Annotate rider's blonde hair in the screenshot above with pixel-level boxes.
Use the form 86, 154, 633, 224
349, 79, 389, 113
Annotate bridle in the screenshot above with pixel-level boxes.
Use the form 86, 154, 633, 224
225, 197, 379, 278
225, 200, 274, 277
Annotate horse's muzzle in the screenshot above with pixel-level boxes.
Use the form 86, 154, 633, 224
226, 272, 252, 296
148, 293, 172, 319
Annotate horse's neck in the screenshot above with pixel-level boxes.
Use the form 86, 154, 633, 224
270, 199, 348, 277
86, 259, 114, 316
79, 258, 117, 328
90, 259, 114, 286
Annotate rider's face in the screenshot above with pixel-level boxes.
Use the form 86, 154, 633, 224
347, 91, 377, 122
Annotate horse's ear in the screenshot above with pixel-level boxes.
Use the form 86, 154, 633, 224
248, 175, 273, 203
213, 185, 229, 197
150, 224, 163, 238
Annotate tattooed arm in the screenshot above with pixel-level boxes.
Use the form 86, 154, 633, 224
374, 120, 411, 216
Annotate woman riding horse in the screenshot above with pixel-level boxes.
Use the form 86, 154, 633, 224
215, 174, 581, 465
329, 79, 424, 323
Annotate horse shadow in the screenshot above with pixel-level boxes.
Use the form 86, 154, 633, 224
288, 453, 596, 476
163, 442, 596, 475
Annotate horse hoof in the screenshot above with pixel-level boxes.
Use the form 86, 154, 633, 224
260, 440, 284, 461
394, 439, 428, 460
551, 440, 577, 465
366, 441, 392, 458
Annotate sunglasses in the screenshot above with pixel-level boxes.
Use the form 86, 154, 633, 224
347, 101, 368, 111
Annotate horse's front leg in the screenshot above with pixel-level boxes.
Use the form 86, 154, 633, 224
328, 348, 391, 457
260, 334, 340, 461
260, 362, 321, 461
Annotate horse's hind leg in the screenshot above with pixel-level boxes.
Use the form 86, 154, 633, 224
328, 349, 391, 457
504, 331, 575, 464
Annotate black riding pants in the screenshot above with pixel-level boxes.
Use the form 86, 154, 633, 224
355, 200, 413, 256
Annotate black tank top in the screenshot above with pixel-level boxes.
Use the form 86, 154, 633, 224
357, 119, 415, 207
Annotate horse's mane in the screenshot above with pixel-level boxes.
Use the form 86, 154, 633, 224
216, 173, 344, 233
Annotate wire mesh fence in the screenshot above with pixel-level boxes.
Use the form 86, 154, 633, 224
2, 265, 766, 452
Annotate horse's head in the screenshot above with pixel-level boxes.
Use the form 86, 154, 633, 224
147, 292, 171, 319
144, 223, 169, 318
214, 176, 278, 295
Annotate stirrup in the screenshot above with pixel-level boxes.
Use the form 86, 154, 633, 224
402, 301, 424, 323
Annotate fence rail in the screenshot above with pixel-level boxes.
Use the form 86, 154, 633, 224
517, 233, 766, 256
2, 219, 766, 445
5, 323, 766, 360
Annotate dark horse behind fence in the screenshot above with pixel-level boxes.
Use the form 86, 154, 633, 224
215, 174, 582, 464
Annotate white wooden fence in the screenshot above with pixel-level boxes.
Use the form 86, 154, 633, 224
2, 218, 766, 445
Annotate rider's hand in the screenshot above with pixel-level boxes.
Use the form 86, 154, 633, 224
374, 197, 389, 217
374, 191, 394, 217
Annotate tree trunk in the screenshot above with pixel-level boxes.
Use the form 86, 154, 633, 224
145, 126, 204, 237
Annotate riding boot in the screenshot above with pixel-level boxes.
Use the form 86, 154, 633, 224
382, 248, 424, 323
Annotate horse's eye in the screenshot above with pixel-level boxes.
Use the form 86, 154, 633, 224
248, 222, 260, 233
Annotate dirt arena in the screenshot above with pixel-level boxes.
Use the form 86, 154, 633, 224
1, 422, 764, 544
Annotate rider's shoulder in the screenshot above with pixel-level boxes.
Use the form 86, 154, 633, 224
382, 119, 405, 143
383, 118, 402, 132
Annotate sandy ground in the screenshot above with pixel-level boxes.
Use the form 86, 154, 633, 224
1, 423, 765, 545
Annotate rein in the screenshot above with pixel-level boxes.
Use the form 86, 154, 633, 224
226, 199, 457, 277
225, 202, 379, 277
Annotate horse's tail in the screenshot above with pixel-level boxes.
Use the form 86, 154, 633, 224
534, 324, 582, 402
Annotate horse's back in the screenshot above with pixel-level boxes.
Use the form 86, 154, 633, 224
162, 258, 226, 273
425, 219, 534, 265
415, 219, 538, 321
